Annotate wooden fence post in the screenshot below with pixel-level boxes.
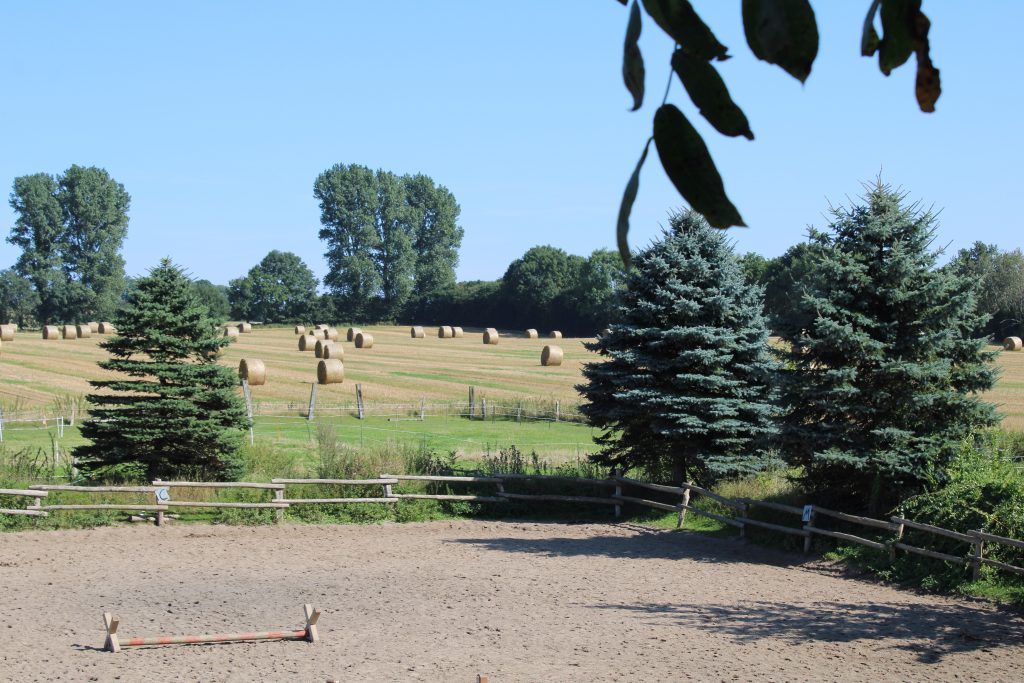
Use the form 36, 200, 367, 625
481, 398, 487, 421
420, 398, 425, 421
970, 532, 984, 582
678, 487, 690, 528
468, 386, 475, 420
555, 400, 560, 422
307, 383, 317, 421
0, 406, 4, 442
890, 518, 905, 562
355, 383, 365, 420
517, 402, 522, 423
738, 502, 748, 539
803, 506, 816, 553
613, 469, 622, 519
274, 489, 285, 524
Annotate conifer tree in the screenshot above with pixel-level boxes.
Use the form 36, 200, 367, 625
777, 182, 999, 512
577, 210, 777, 485
75, 259, 248, 480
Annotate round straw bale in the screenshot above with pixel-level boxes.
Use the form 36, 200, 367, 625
315, 323, 328, 330
43, 325, 60, 339
452, 326, 464, 337
355, 332, 374, 349
98, 322, 115, 334
298, 333, 316, 351
438, 326, 453, 338
76, 324, 92, 338
238, 322, 252, 333
238, 358, 266, 386
322, 342, 343, 359
10, 324, 16, 331
62, 324, 77, 339
1004, 336, 1023, 351
223, 326, 239, 338
315, 339, 328, 358
541, 345, 564, 366
317, 358, 344, 384
347, 327, 361, 342
325, 327, 339, 341
87, 321, 99, 333
549, 330, 562, 339
411, 326, 425, 338
0, 324, 14, 341
483, 329, 499, 345
294, 324, 306, 334
525, 328, 538, 339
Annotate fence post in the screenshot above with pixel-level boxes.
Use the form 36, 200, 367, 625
613, 469, 621, 519
468, 386, 475, 419
481, 398, 487, 421
0, 406, 4, 442
555, 400, 560, 422
355, 383, 365, 420
274, 488, 285, 524
890, 517, 905, 563
420, 398, 425, 421
738, 502, 748, 539
58, 415, 64, 439
517, 402, 522, 423
307, 383, 317, 421
803, 506, 816, 553
970, 532, 984, 582
677, 487, 690, 528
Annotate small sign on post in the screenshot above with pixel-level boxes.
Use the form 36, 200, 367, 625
155, 487, 171, 503
802, 505, 814, 523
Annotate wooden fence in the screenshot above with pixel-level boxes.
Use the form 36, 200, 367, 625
2, 474, 1021, 581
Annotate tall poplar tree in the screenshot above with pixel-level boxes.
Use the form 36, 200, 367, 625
577, 210, 777, 485
777, 183, 999, 513
75, 259, 248, 481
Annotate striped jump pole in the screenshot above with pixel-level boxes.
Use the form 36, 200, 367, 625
103, 604, 320, 653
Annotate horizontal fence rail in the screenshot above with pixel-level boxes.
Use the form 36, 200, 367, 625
3, 473, 1022, 581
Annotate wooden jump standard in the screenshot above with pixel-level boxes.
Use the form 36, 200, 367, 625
103, 604, 320, 652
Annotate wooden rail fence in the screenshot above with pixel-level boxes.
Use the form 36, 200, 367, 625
3, 473, 1021, 581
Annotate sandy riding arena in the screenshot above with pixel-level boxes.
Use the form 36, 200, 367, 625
1, 521, 1022, 682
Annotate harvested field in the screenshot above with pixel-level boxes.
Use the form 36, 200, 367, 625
1, 520, 1022, 682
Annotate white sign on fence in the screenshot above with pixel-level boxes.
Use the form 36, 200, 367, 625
802, 505, 813, 523
155, 487, 171, 503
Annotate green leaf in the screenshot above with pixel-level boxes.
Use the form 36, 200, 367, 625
741, 0, 819, 83
878, 0, 918, 75
623, 0, 645, 112
641, 0, 729, 61
671, 50, 753, 140
653, 104, 745, 229
617, 137, 652, 267
861, 0, 881, 56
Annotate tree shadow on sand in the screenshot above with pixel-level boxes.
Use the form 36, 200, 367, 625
589, 600, 1024, 663
450, 524, 802, 567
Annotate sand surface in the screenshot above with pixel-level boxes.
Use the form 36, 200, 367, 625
1, 520, 1021, 682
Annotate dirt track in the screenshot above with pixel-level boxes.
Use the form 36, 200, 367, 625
1, 520, 1021, 682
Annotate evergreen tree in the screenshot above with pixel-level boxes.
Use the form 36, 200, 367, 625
777, 183, 999, 513
74, 259, 248, 481
577, 210, 777, 485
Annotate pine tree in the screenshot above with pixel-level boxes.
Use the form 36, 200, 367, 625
777, 182, 999, 513
74, 259, 248, 481
577, 210, 777, 485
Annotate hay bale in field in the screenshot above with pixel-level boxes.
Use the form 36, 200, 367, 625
98, 322, 115, 334
1004, 336, 1023, 351
315, 323, 328, 330
549, 330, 562, 339
294, 324, 306, 334
541, 345, 564, 366
347, 327, 361, 342
355, 332, 374, 349
87, 321, 99, 333
438, 325, 453, 338
76, 324, 92, 338
411, 326, 425, 338
525, 328, 538, 339
0, 324, 14, 341
43, 325, 60, 339
238, 358, 266, 386
238, 322, 253, 333
298, 333, 316, 351
315, 339, 329, 358
322, 342, 343, 359
317, 358, 344, 384
452, 326, 464, 337
62, 324, 77, 339
483, 329, 499, 345
223, 326, 239, 338
325, 327, 339, 341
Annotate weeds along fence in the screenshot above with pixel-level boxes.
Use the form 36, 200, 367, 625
2, 473, 1022, 583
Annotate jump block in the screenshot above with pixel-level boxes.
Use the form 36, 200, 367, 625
103, 604, 321, 652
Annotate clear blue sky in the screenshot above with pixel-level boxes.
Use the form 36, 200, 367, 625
0, 1, 1020, 286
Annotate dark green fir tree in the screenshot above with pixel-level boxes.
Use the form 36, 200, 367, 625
577, 210, 777, 485
74, 259, 248, 481
777, 182, 999, 513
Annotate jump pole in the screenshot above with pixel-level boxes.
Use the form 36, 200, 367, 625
103, 604, 320, 652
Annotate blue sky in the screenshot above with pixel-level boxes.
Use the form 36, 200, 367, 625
0, 1, 1020, 285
